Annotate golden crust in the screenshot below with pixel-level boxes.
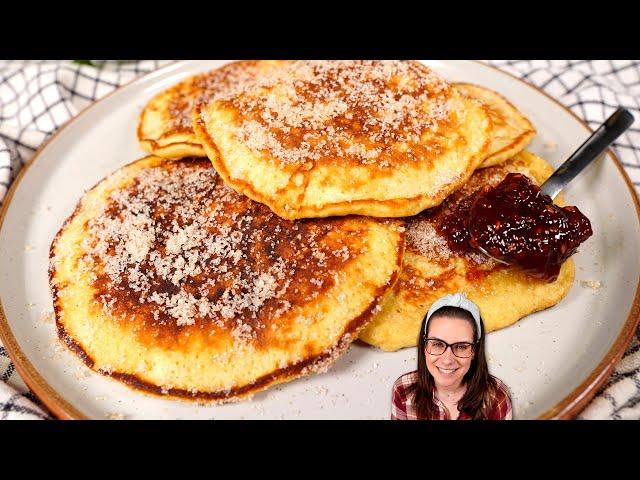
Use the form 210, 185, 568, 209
137, 61, 289, 159
455, 83, 536, 168
359, 151, 576, 351
194, 61, 493, 219
49, 157, 406, 402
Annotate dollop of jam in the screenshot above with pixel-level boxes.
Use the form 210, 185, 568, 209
438, 192, 478, 254
465, 173, 593, 282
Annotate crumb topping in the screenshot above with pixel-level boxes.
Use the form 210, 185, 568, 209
581, 280, 602, 291
78, 159, 362, 347
167, 61, 286, 130
218, 60, 454, 167
407, 220, 452, 261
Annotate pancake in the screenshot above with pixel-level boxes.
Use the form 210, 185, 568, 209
138, 61, 289, 159
455, 83, 536, 168
359, 151, 576, 351
193, 60, 492, 220
49, 156, 405, 402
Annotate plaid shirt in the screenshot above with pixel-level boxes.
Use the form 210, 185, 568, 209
391, 371, 513, 420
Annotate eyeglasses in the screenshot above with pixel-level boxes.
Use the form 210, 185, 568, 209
425, 338, 475, 358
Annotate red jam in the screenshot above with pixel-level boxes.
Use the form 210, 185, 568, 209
438, 192, 478, 254
466, 173, 593, 282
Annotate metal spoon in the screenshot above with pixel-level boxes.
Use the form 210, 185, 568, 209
477, 107, 635, 265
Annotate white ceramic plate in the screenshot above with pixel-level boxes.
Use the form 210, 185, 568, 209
1, 61, 638, 419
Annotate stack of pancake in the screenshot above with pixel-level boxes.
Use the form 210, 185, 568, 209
50, 61, 574, 403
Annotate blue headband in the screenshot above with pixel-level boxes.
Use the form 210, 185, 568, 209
424, 293, 482, 340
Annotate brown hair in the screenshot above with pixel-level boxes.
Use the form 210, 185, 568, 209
407, 306, 501, 420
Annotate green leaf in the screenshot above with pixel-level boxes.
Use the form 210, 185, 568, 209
72, 60, 97, 67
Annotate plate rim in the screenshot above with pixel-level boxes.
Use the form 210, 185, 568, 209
0, 60, 638, 420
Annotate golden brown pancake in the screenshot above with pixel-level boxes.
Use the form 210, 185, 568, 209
49, 157, 405, 402
194, 60, 492, 220
359, 151, 575, 351
138, 61, 289, 159
455, 83, 536, 168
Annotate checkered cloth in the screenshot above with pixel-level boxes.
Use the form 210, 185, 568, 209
1, 60, 639, 419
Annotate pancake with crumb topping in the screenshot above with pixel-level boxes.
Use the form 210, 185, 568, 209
138, 61, 289, 159
359, 151, 575, 351
49, 157, 405, 402
454, 83, 536, 168
193, 60, 492, 220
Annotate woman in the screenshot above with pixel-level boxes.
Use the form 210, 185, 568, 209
391, 293, 512, 420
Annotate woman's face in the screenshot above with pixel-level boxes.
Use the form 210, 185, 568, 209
425, 315, 475, 390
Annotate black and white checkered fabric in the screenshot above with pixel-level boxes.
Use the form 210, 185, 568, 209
0, 60, 638, 419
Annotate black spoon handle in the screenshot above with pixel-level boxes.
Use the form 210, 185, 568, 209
540, 107, 634, 199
